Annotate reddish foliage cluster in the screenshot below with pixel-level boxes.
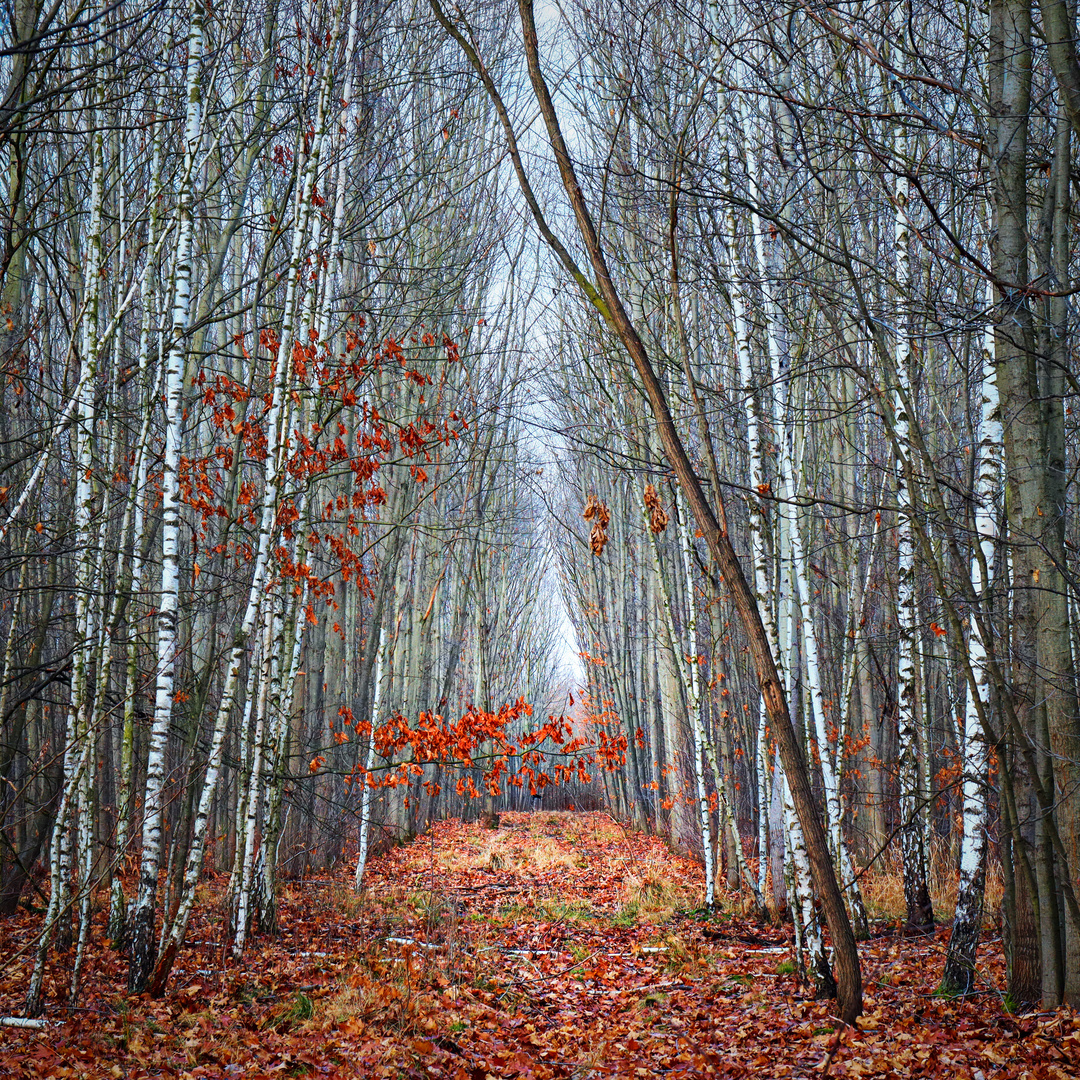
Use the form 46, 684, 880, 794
329, 699, 622, 802
182, 331, 468, 603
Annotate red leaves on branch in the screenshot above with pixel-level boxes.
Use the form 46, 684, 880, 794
331, 697, 635, 804
176, 327, 470, 606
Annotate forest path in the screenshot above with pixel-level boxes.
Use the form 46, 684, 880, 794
1, 811, 1076, 1078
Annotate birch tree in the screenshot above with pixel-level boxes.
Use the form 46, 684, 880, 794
127, 0, 207, 993
940, 284, 1002, 995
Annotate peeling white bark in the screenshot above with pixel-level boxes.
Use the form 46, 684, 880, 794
893, 158, 933, 933
355, 625, 388, 891
128, 1, 207, 993
943, 278, 1000, 990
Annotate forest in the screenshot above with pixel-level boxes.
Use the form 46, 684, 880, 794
1, 0, 1080, 1066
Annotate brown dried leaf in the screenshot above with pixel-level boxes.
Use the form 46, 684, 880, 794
643, 483, 669, 533
584, 495, 610, 556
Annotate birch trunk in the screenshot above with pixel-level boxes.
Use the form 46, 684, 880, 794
27, 51, 109, 1008
675, 492, 714, 904
893, 156, 934, 935
355, 626, 388, 890
67, 58, 107, 1000
790, 494, 869, 937
128, 1, 206, 993
257, 574, 308, 933
940, 287, 1001, 994
232, 607, 274, 955
780, 765, 834, 998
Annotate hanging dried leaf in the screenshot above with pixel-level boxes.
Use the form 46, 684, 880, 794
583, 494, 610, 556
643, 483, 669, 533
589, 521, 609, 556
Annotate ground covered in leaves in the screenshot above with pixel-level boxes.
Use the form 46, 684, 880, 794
1, 811, 1077, 1078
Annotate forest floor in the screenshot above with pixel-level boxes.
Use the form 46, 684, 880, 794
0, 810, 1077, 1079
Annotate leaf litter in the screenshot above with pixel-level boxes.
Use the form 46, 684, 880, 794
1, 810, 1076, 1079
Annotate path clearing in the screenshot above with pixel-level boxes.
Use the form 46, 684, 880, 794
1, 811, 1076, 1078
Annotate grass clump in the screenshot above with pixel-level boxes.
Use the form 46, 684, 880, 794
265, 991, 315, 1032
659, 932, 711, 975
538, 897, 593, 923
621, 856, 686, 921
857, 841, 1003, 926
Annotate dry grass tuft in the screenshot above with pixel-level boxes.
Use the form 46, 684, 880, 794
330, 880, 371, 919
497, 834, 584, 872
620, 856, 688, 921
859, 852, 906, 921
321, 984, 369, 1026
321, 975, 421, 1032
561, 812, 625, 847
655, 931, 713, 976
432, 825, 586, 874
430, 839, 486, 874
858, 842, 1003, 928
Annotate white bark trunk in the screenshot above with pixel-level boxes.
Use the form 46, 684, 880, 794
942, 279, 1001, 991
642, 486, 714, 904
68, 68, 106, 1002
355, 625, 388, 890
128, 1, 206, 993
893, 157, 933, 933
790, 490, 869, 936
676, 491, 715, 906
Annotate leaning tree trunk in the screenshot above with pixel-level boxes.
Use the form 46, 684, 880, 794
515, 0, 862, 1023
